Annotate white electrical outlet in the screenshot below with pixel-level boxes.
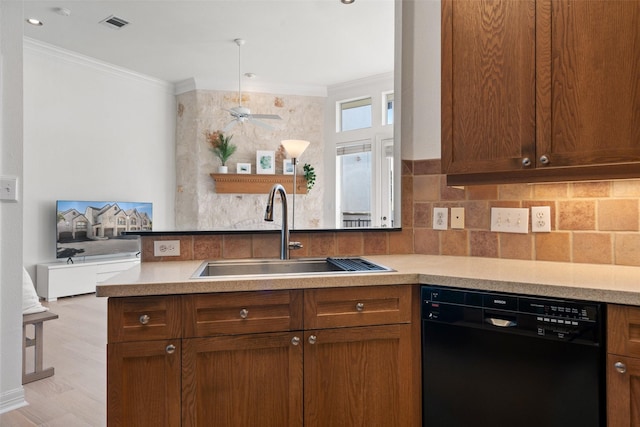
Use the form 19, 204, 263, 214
0, 176, 18, 202
154, 240, 180, 256
451, 207, 465, 229
490, 207, 529, 234
531, 206, 552, 233
433, 207, 448, 230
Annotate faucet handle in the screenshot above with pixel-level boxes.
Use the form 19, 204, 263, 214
289, 241, 303, 250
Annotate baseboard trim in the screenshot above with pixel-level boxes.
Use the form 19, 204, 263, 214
0, 387, 27, 414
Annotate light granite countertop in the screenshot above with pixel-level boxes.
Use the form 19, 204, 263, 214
96, 255, 640, 305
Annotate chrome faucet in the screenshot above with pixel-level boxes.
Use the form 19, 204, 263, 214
264, 184, 290, 260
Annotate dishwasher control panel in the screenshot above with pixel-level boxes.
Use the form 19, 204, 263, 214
422, 286, 604, 346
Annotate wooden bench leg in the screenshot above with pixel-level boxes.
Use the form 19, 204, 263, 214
23, 312, 58, 384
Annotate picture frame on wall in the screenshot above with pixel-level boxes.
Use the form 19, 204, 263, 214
283, 159, 294, 175
256, 150, 275, 174
236, 163, 251, 174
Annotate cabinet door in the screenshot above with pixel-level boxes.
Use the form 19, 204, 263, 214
304, 324, 415, 427
182, 332, 303, 427
107, 340, 181, 427
537, 0, 640, 169
442, 0, 536, 175
607, 354, 640, 427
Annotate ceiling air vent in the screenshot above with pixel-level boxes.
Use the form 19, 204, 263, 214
100, 15, 130, 30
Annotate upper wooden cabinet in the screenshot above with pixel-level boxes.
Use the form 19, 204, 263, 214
442, 0, 640, 185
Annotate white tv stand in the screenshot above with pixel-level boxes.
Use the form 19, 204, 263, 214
36, 257, 139, 301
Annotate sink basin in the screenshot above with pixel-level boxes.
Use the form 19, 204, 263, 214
193, 257, 393, 278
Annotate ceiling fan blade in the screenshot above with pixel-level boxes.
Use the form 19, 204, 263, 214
251, 114, 282, 120
223, 119, 239, 132
248, 117, 274, 130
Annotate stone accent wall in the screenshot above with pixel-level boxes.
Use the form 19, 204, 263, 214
175, 89, 325, 230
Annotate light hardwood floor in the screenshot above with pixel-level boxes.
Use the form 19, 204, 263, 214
0, 294, 107, 427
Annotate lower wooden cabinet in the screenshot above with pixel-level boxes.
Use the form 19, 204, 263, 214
608, 304, 640, 427
106, 286, 419, 426
181, 332, 303, 427
107, 340, 181, 427
607, 354, 640, 427
304, 324, 413, 426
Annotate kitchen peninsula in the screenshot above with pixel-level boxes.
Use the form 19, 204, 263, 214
99, 254, 640, 426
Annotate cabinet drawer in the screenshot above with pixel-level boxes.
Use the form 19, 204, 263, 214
108, 296, 181, 343
304, 285, 411, 329
183, 290, 303, 337
608, 304, 640, 358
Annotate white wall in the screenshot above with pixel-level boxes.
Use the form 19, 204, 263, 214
22, 39, 176, 274
402, 0, 441, 161
0, 0, 27, 413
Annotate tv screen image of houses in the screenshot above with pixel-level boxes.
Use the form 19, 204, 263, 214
56, 201, 152, 259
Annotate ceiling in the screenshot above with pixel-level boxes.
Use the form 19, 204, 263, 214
23, 0, 395, 94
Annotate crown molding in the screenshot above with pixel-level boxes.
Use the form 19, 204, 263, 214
23, 37, 175, 94
175, 76, 327, 97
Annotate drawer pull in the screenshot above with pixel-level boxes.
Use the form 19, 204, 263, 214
239, 308, 249, 319
539, 155, 550, 165
166, 344, 176, 354
614, 361, 627, 374
308, 335, 317, 345
522, 157, 532, 167
139, 314, 150, 325
291, 336, 301, 346
356, 302, 365, 312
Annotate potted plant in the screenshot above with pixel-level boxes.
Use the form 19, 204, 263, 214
205, 130, 237, 173
303, 163, 316, 191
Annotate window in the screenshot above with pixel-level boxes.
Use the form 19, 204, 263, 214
339, 97, 372, 132
118, 218, 126, 225
384, 92, 394, 125
336, 141, 372, 227
75, 221, 87, 230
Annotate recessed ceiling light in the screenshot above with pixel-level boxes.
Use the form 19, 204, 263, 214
26, 18, 43, 26
244, 73, 256, 79
341, 0, 355, 4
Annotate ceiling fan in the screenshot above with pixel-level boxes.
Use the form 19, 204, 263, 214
223, 38, 282, 132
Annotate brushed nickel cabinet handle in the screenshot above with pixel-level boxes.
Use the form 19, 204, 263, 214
139, 314, 150, 325
356, 302, 365, 312
166, 344, 176, 354
308, 335, 317, 345
239, 308, 249, 319
291, 336, 301, 346
539, 155, 550, 165
522, 157, 532, 167
614, 361, 627, 374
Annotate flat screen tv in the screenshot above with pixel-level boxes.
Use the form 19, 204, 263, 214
56, 200, 152, 260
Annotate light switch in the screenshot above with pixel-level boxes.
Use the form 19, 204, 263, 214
490, 207, 529, 234
0, 176, 18, 202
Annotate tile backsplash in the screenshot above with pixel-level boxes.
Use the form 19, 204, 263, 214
410, 160, 640, 267
142, 159, 640, 267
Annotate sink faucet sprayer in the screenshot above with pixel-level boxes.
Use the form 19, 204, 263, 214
264, 184, 291, 260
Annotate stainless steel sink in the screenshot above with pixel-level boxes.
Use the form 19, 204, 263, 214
192, 257, 393, 278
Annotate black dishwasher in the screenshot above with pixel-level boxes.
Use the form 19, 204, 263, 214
421, 285, 605, 427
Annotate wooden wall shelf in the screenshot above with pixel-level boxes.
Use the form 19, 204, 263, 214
210, 174, 308, 194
